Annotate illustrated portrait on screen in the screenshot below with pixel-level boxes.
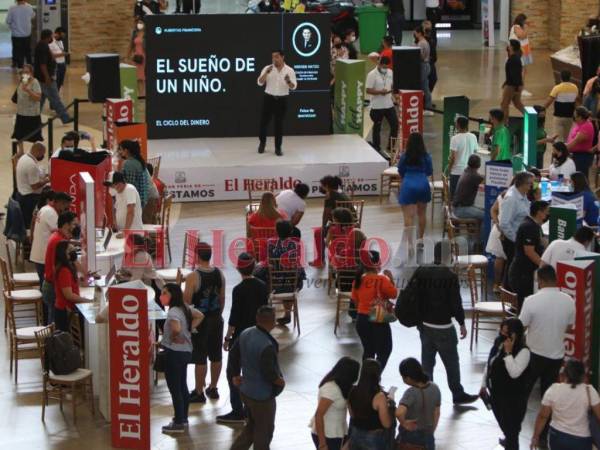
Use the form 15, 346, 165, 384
292, 22, 321, 58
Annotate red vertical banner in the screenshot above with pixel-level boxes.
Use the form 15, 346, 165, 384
106, 99, 133, 151
108, 283, 150, 450
557, 260, 595, 368
397, 90, 423, 150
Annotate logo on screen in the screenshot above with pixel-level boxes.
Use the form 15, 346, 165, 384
292, 22, 321, 58
175, 172, 186, 183
155, 26, 163, 35
338, 165, 350, 177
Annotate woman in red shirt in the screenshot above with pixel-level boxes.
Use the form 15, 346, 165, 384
351, 250, 398, 371
53, 241, 91, 332
248, 192, 288, 228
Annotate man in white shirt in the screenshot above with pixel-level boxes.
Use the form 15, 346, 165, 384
519, 265, 575, 447
257, 50, 297, 156
447, 116, 478, 197
110, 172, 144, 232
16, 143, 49, 228
541, 226, 595, 269
275, 183, 309, 237
29, 191, 73, 286
366, 56, 398, 155
49, 27, 67, 91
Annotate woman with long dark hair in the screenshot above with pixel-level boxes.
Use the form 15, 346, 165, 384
396, 357, 440, 450
348, 359, 393, 450
397, 132, 433, 239
160, 283, 204, 434
351, 250, 397, 371
509, 13, 533, 96
532, 359, 600, 450
53, 241, 91, 332
570, 171, 599, 225
481, 318, 530, 450
548, 141, 576, 180
310, 357, 361, 450
119, 139, 151, 209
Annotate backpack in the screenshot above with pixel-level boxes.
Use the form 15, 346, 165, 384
395, 270, 421, 328
44, 331, 81, 375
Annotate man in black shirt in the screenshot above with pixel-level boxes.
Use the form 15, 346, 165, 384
34, 29, 72, 124
500, 39, 525, 123
412, 241, 478, 404
217, 253, 268, 424
508, 200, 549, 310
383, 0, 405, 45
453, 155, 485, 246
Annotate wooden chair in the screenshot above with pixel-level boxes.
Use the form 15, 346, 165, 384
468, 266, 517, 351
1, 257, 43, 332
443, 204, 481, 251
333, 264, 358, 335
335, 199, 364, 228
34, 325, 94, 423
156, 230, 196, 282
147, 155, 162, 179
267, 256, 301, 336
430, 173, 444, 220
69, 312, 83, 353
159, 194, 174, 262
378, 137, 403, 204
5, 242, 39, 288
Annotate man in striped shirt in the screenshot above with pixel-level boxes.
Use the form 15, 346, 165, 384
544, 70, 580, 142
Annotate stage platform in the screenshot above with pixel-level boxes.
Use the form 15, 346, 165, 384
148, 135, 388, 202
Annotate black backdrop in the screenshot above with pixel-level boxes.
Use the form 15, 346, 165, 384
145, 14, 331, 139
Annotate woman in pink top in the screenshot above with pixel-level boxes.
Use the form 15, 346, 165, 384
566, 107, 595, 178
129, 19, 146, 96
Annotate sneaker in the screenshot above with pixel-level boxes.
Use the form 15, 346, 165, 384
258, 142, 265, 154
453, 393, 479, 405
277, 315, 291, 326
172, 417, 189, 429
216, 411, 246, 424
205, 387, 220, 400
162, 421, 185, 434
423, 110, 435, 117
62, 116, 74, 124
522, 89, 533, 97
189, 390, 206, 403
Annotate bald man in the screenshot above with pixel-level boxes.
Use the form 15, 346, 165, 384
16, 142, 49, 227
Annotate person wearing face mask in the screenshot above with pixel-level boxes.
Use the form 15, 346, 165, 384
53, 240, 92, 332
108, 171, 144, 233
15, 142, 49, 228
343, 29, 358, 59
129, 20, 146, 97
42, 211, 79, 325
49, 27, 68, 91
546, 141, 576, 180
330, 34, 349, 99
11, 64, 42, 157
365, 56, 398, 155
507, 200, 549, 311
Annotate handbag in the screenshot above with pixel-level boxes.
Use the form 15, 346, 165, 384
153, 348, 167, 372
369, 284, 397, 323
132, 54, 144, 65
586, 385, 600, 446
11, 89, 17, 104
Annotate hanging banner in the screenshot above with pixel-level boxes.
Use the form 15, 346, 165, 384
442, 96, 470, 172
108, 281, 150, 450
557, 260, 595, 371
397, 90, 423, 150
549, 204, 577, 242
106, 98, 134, 152
484, 160, 513, 247
333, 59, 366, 135
120, 63, 140, 122
481, 0, 495, 47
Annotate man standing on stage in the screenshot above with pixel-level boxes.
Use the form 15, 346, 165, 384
366, 56, 398, 155
257, 50, 297, 157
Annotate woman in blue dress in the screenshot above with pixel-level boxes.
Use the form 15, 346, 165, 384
398, 133, 433, 239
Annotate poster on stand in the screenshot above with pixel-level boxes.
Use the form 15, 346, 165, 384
483, 160, 513, 246
333, 59, 366, 135
552, 191, 584, 223
548, 204, 577, 242
106, 99, 133, 151
397, 90, 423, 150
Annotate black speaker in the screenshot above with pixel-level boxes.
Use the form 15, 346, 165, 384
86, 53, 121, 103
392, 46, 422, 91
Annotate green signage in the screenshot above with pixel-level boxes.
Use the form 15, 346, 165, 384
333, 59, 366, 135
523, 106, 538, 168
120, 63, 140, 122
548, 204, 577, 242
442, 96, 469, 172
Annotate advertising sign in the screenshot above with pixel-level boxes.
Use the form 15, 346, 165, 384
77, 172, 96, 274
481, 0, 495, 47
333, 59, 366, 135
108, 281, 150, 450
106, 98, 133, 152
549, 204, 577, 242
523, 106, 538, 168
557, 260, 595, 370
483, 161, 513, 246
442, 96, 469, 172
145, 14, 331, 139
398, 90, 423, 150
552, 191, 585, 223
120, 63, 140, 122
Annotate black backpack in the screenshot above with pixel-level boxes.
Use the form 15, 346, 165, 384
44, 331, 81, 375
395, 269, 421, 328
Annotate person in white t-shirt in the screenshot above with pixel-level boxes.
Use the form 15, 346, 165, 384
366, 56, 398, 154
541, 226, 595, 269
48, 27, 67, 91
16, 142, 49, 228
547, 141, 576, 181
519, 265, 575, 447
110, 171, 143, 233
447, 116, 478, 197
29, 190, 72, 286
532, 359, 600, 450
310, 357, 360, 450
275, 183, 309, 237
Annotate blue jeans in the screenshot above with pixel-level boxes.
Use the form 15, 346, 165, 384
421, 62, 432, 109
349, 427, 388, 450
56, 63, 67, 91
571, 152, 594, 179
398, 427, 436, 450
311, 433, 344, 450
583, 95, 598, 117
40, 80, 70, 123
549, 427, 592, 450
42, 281, 55, 325
449, 175, 460, 199
419, 325, 465, 401
226, 352, 244, 416
453, 205, 486, 245
164, 349, 192, 424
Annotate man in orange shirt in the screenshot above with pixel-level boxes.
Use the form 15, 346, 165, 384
380, 36, 394, 69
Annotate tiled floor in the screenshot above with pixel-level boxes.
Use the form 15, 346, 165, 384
0, 4, 563, 448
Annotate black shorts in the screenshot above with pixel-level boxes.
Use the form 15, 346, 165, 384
191, 313, 223, 365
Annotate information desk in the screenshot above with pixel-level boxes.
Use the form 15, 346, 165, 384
76, 285, 165, 420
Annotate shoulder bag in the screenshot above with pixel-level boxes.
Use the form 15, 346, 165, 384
369, 281, 397, 324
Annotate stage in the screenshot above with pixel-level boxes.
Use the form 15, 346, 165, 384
148, 135, 388, 202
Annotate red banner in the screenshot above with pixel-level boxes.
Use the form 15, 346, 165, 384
108, 284, 150, 450
397, 90, 423, 150
106, 99, 134, 152
557, 260, 595, 367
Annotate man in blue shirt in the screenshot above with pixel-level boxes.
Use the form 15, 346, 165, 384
5, 0, 35, 68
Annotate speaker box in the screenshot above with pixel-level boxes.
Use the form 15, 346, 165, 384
86, 53, 121, 103
392, 46, 422, 91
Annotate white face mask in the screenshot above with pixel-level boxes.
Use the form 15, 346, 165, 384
378, 67, 388, 75
349, 36, 356, 43
21, 74, 30, 83
108, 187, 117, 197
137, 23, 144, 31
